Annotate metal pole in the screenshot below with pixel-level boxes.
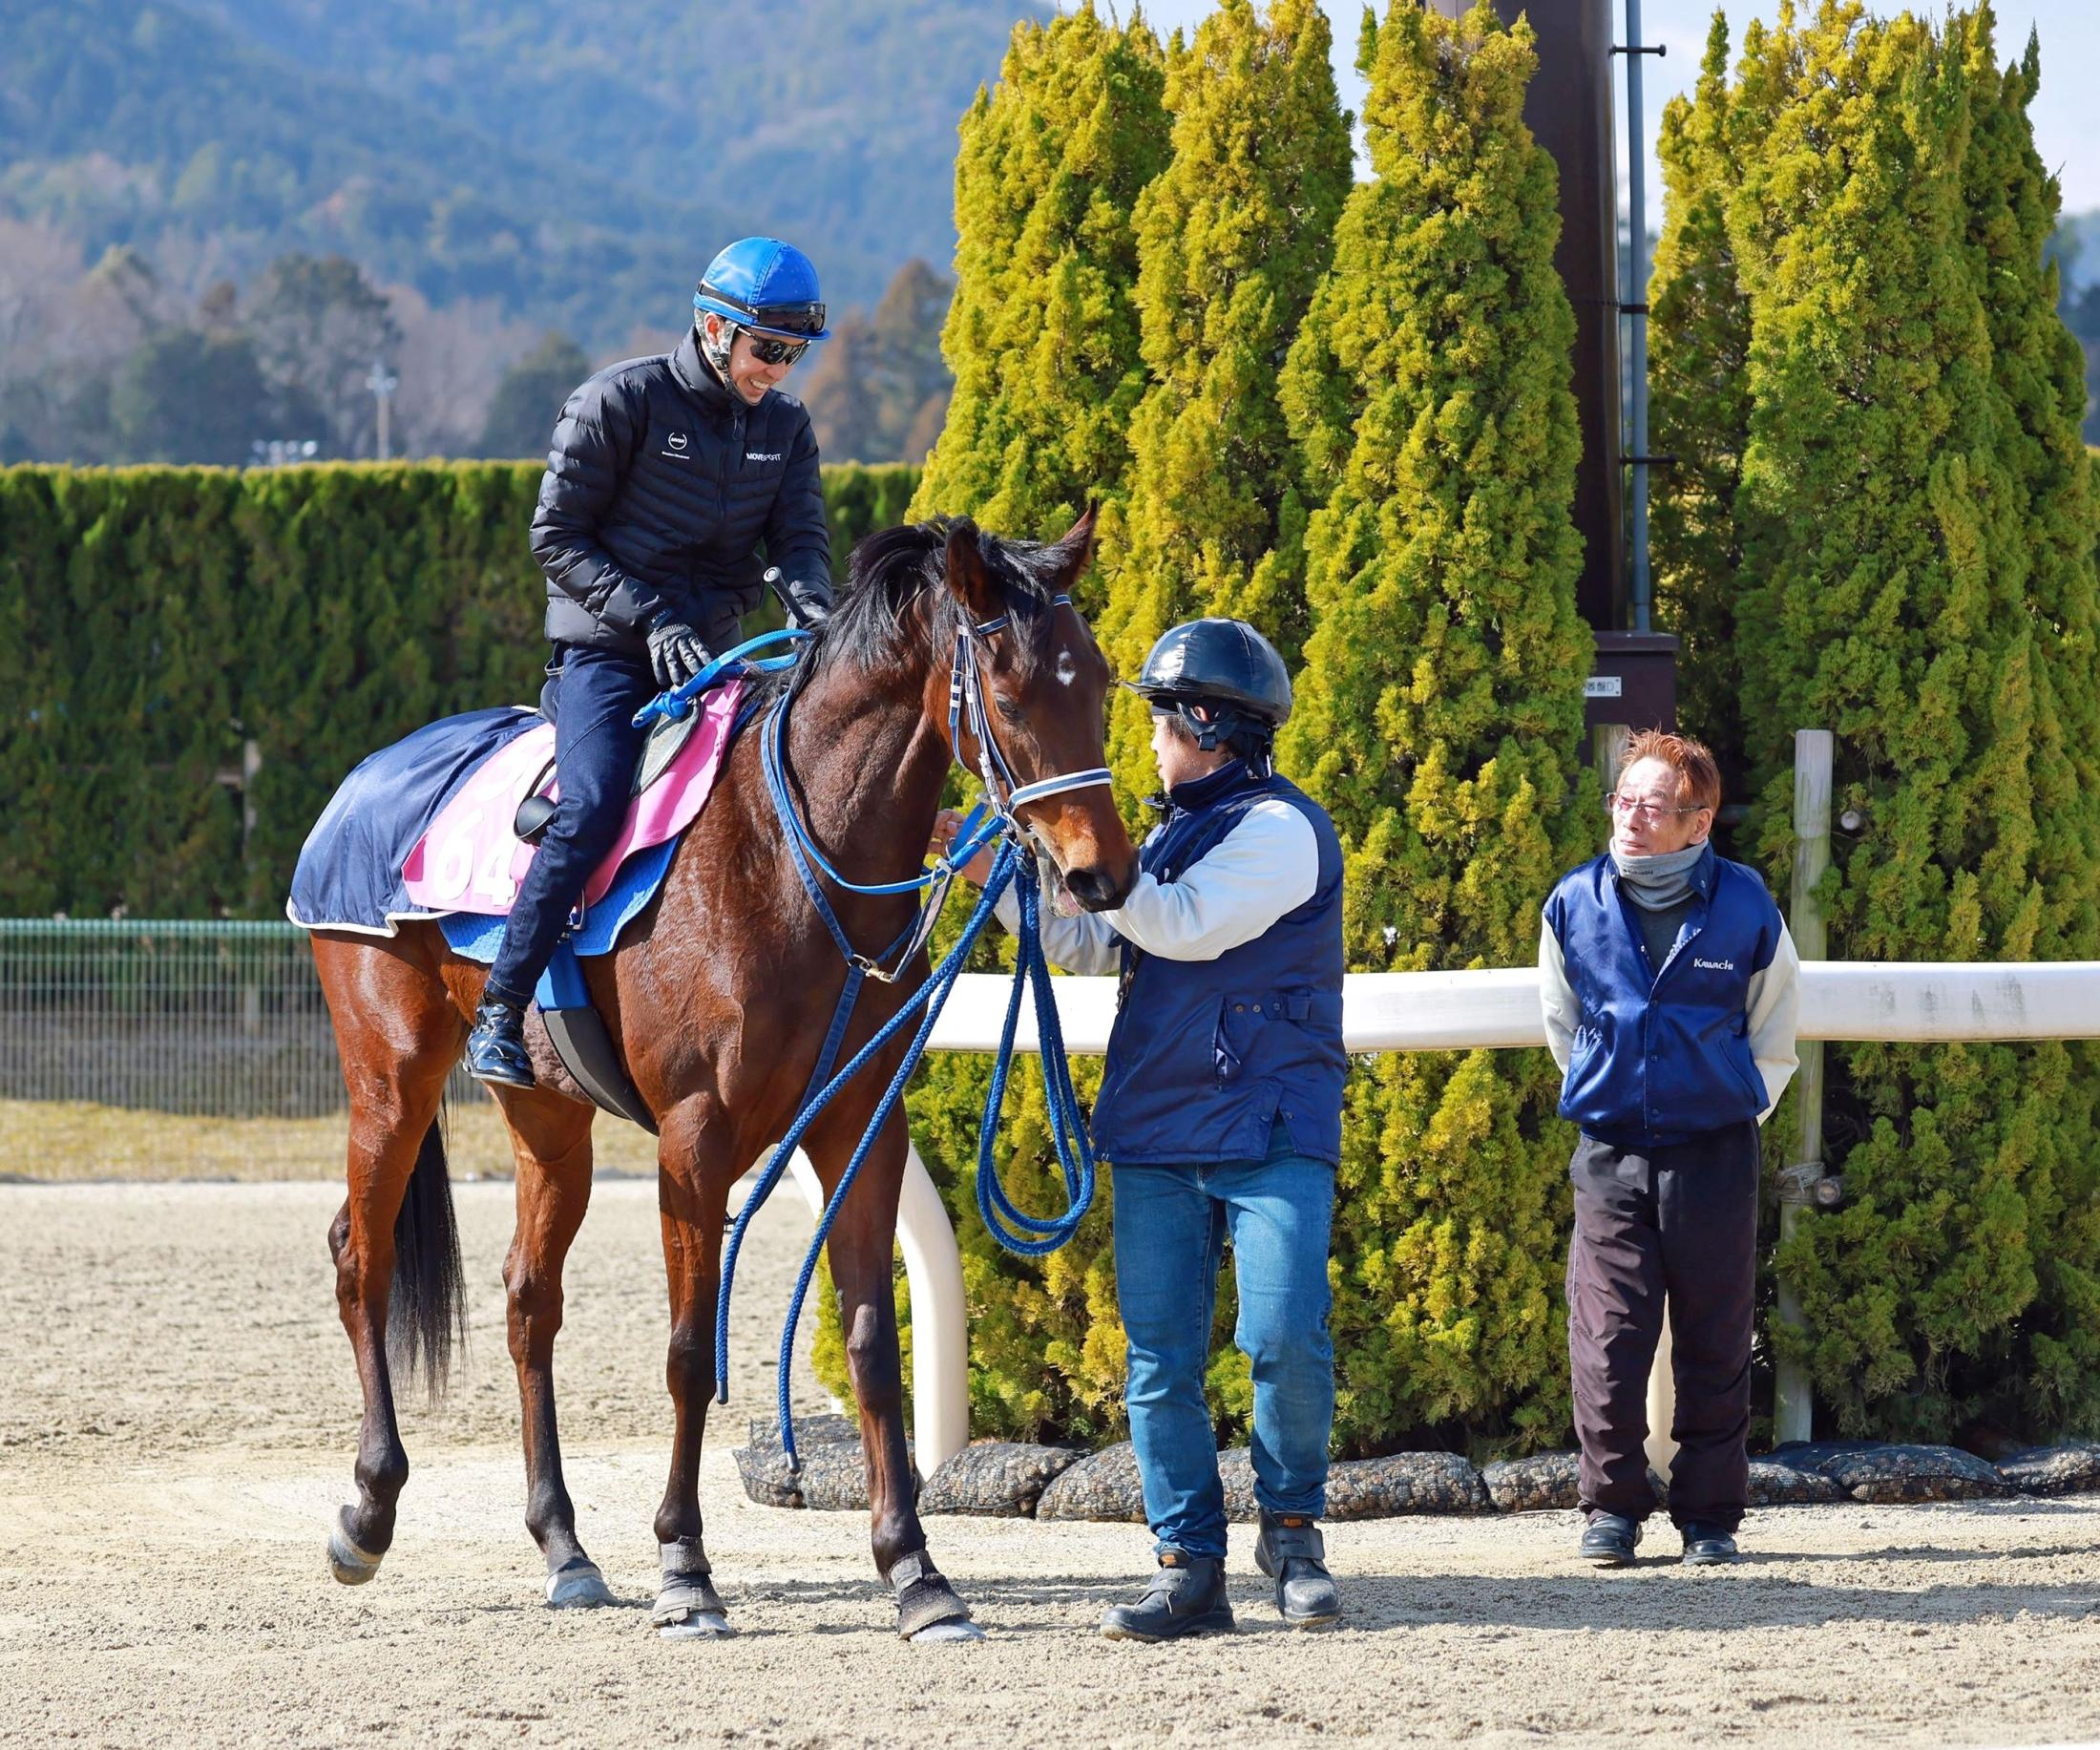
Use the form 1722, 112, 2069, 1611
1624, 0, 1653, 633
366, 359, 398, 462
1774, 729, 1832, 1445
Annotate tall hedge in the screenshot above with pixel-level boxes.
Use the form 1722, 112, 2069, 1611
1097, 0, 1352, 807
0, 460, 919, 917
1651, 3, 2100, 1441
1273, 0, 1592, 1453
909, 0, 1168, 559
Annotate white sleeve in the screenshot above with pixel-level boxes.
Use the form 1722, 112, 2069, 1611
1539, 914, 1577, 1074
1745, 920, 1801, 1122
992, 875, 1124, 976
1104, 800, 1319, 962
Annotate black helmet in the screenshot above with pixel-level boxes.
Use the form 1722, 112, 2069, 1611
1132, 618, 1292, 723
1130, 618, 1292, 770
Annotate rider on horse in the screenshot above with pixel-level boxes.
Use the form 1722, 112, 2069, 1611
467, 238, 835, 1086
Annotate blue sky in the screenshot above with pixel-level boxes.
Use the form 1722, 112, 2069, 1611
1124, 2, 2100, 218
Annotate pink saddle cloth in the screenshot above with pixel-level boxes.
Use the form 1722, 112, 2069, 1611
400, 678, 745, 917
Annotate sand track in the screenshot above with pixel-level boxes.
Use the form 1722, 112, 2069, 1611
4, 1178, 2098, 1748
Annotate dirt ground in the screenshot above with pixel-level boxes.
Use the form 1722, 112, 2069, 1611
4, 1175, 2100, 1749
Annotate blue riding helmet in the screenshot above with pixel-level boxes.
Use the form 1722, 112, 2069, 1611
692, 238, 831, 340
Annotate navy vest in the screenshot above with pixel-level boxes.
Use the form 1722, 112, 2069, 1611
1091, 764, 1347, 1167
1543, 846, 1785, 1149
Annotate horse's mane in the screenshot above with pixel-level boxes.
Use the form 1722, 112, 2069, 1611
751, 517, 1068, 707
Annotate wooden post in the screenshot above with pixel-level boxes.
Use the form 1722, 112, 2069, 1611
1774, 729, 1832, 1444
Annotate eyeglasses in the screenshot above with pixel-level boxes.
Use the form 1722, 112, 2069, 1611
743, 332, 809, 368
1605, 793, 1710, 823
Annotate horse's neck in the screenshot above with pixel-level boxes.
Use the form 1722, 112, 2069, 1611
779, 657, 951, 885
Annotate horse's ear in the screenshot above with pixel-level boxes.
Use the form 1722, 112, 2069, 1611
1049, 502, 1099, 587
943, 518, 998, 621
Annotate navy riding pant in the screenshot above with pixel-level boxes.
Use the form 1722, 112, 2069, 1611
485, 644, 657, 1008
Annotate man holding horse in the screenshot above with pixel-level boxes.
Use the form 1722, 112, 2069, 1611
466, 236, 836, 1086
940, 617, 1348, 1638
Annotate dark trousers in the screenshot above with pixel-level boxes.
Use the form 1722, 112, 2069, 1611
485, 644, 656, 1007
1566, 1123, 1760, 1531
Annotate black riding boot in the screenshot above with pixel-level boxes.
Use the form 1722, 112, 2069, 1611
1098, 1550, 1234, 1642
1254, 1510, 1340, 1629
466, 999, 535, 1088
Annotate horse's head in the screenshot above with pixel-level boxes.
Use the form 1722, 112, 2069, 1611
940, 509, 1138, 913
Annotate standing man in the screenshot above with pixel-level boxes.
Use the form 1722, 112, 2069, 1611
1539, 729, 1799, 1567
466, 238, 835, 1086
939, 619, 1347, 1639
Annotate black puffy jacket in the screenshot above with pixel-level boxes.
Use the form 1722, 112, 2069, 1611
530, 328, 832, 656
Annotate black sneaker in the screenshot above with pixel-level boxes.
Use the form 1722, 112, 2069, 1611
1253, 1511, 1341, 1629
1578, 1510, 1643, 1568
465, 1000, 535, 1088
1680, 1523, 1740, 1566
1099, 1550, 1234, 1642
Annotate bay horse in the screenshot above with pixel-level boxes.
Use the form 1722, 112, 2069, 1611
309, 510, 1135, 1638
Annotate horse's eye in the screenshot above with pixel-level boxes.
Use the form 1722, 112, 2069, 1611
994, 694, 1025, 724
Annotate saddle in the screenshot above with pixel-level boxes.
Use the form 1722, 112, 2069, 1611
399, 678, 745, 919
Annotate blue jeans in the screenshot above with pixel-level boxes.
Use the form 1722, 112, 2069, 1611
1112, 1133, 1336, 1561
485, 644, 657, 1007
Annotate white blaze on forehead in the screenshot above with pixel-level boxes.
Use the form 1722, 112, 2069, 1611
1055, 647, 1078, 687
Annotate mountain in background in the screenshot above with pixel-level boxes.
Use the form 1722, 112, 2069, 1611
0, 0, 1045, 346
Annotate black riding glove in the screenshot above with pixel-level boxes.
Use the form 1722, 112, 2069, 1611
647, 614, 711, 689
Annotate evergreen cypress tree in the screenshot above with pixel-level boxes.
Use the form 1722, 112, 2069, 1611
1097, 0, 1351, 803
1646, 14, 1756, 789
1273, 0, 1593, 1448
908, 2, 1168, 559
1716, 2, 2098, 1439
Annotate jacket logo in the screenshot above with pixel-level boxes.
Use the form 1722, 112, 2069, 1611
666, 432, 688, 452
746, 450, 782, 462
1692, 957, 1735, 971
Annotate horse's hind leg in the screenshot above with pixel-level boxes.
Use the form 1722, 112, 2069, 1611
650, 1092, 737, 1639
492, 1083, 614, 1608
813, 1107, 980, 1641
316, 934, 466, 1587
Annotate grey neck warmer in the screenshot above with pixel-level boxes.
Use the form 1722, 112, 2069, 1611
1611, 841, 1708, 912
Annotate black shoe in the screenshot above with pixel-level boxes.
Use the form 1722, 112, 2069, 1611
466, 1000, 535, 1088
1099, 1550, 1234, 1642
1680, 1523, 1739, 1566
1254, 1510, 1341, 1629
1579, 1510, 1643, 1568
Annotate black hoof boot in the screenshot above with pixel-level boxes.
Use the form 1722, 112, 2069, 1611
1579, 1509, 1643, 1569
1254, 1511, 1340, 1629
466, 1000, 535, 1088
891, 1550, 981, 1641
1680, 1523, 1740, 1566
1099, 1550, 1234, 1643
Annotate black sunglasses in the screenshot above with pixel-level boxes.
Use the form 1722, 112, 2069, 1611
743, 332, 809, 367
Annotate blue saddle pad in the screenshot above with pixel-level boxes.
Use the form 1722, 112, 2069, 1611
439, 836, 680, 1008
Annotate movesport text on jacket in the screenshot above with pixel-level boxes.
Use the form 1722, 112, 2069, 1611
1004, 761, 1348, 1167
530, 328, 831, 655
1539, 846, 1799, 1150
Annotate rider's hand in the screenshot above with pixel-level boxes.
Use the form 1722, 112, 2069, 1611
931, 808, 997, 887
647, 613, 711, 689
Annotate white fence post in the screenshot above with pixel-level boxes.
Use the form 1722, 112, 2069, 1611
764, 1144, 970, 1473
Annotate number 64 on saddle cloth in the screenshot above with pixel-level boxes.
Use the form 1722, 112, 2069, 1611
401, 677, 746, 918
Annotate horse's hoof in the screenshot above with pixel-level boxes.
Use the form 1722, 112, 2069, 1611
658, 1612, 734, 1640
326, 1508, 384, 1587
910, 1618, 987, 1644
544, 1558, 615, 1609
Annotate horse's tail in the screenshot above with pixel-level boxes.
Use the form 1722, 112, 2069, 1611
387, 1101, 468, 1406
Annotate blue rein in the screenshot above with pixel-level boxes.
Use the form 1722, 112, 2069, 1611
711, 592, 1112, 1467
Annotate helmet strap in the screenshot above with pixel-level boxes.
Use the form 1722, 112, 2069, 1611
1166, 700, 1274, 774
697, 312, 738, 382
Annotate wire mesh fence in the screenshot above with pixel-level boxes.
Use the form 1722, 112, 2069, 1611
0, 919, 482, 1117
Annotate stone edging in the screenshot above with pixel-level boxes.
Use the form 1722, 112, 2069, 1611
733, 1419, 2100, 1518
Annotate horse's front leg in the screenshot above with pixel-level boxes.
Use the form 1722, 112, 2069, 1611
651, 1093, 736, 1638
817, 1110, 981, 1641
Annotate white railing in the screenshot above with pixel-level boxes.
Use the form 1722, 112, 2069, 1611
806, 960, 2100, 1473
